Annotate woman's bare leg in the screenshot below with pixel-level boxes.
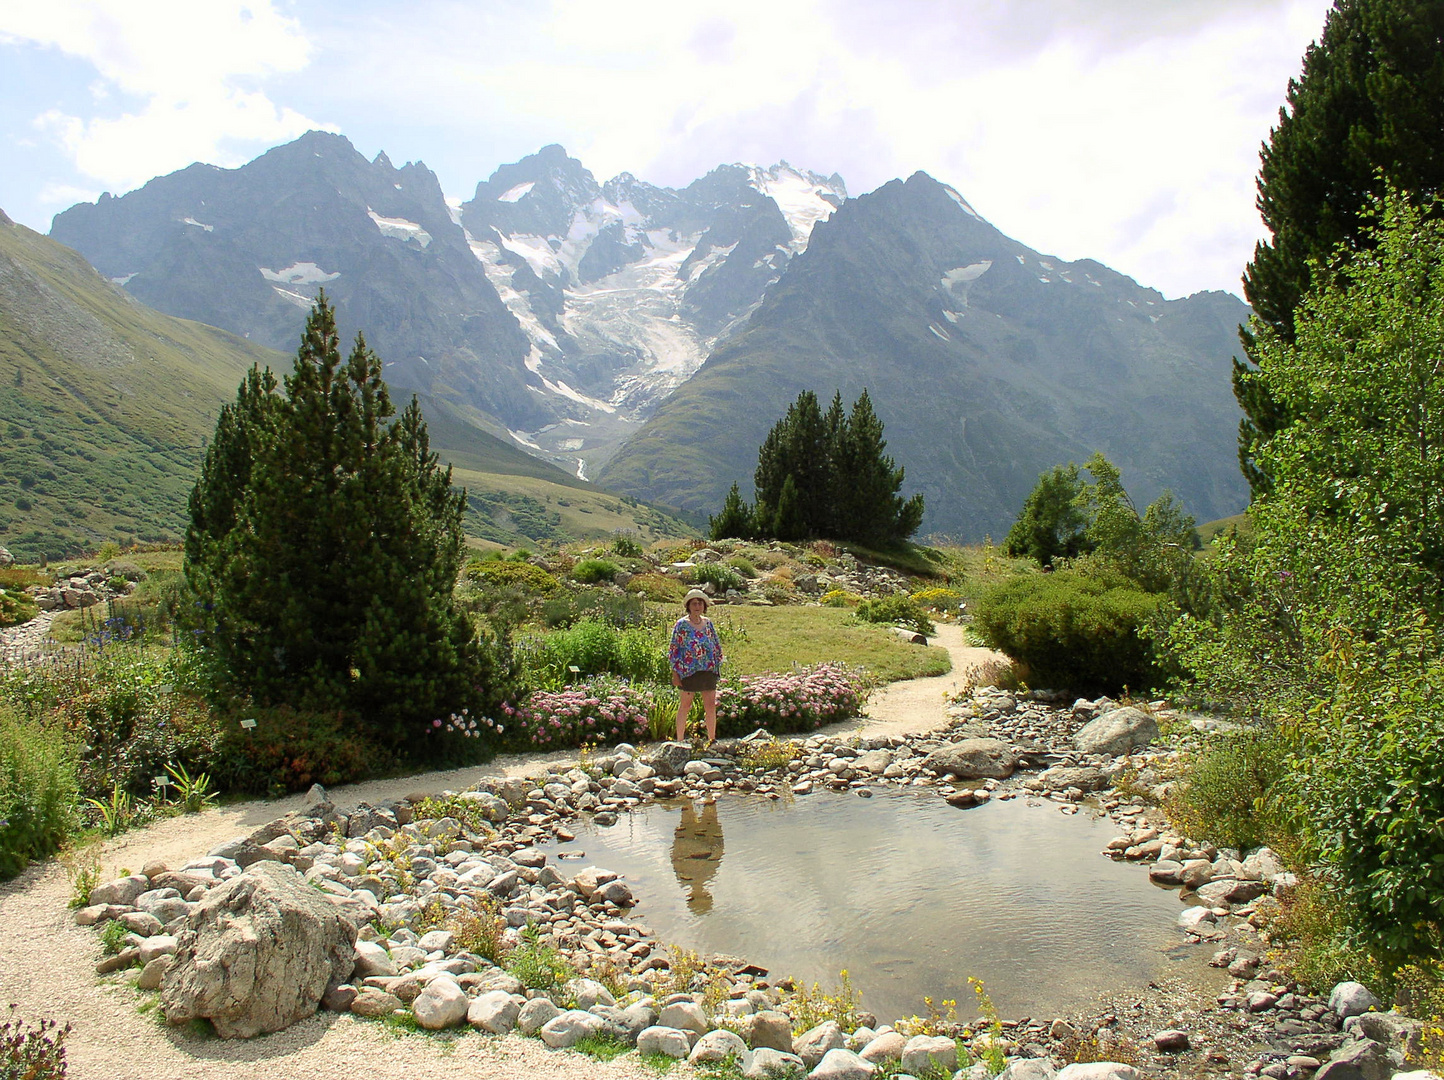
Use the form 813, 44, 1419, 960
675, 691, 695, 741
701, 690, 717, 742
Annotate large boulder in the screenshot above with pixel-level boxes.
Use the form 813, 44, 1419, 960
160, 861, 356, 1038
1072, 707, 1158, 756
641, 741, 693, 778
923, 738, 1018, 780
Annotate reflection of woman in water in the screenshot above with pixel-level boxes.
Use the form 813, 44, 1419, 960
670, 801, 724, 915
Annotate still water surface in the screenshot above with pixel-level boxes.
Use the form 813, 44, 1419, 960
541, 790, 1191, 1024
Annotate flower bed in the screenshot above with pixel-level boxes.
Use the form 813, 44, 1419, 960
716, 663, 869, 737
501, 676, 655, 749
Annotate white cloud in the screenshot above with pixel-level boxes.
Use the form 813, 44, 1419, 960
1, 0, 328, 190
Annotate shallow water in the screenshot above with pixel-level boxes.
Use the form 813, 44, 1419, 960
542, 789, 1195, 1024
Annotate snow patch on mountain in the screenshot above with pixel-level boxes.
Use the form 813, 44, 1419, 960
367, 209, 432, 247
942, 184, 982, 222
746, 163, 846, 250
497, 181, 536, 203
183, 217, 214, 232
260, 262, 340, 285
271, 285, 314, 309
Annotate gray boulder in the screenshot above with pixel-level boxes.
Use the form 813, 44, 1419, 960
997, 1060, 1058, 1080
637, 1026, 693, 1059
1349, 1012, 1424, 1059
413, 979, 469, 1030
467, 989, 521, 1034
692, 1029, 749, 1063
1316, 1039, 1392, 1080
641, 741, 693, 778
1330, 981, 1382, 1019
1072, 707, 1158, 756
743, 1047, 806, 1078
923, 738, 1018, 780
811, 1048, 876, 1080
658, 999, 708, 1035
1036, 766, 1111, 791
795, 1020, 846, 1067
161, 860, 356, 1038
859, 1031, 906, 1063
901, 1034, 956, 1075
743, 1009, 796, 1051
540, 1009, 606, 1048
1055, 1066, 1140, 1080
517, 996, 561, 1034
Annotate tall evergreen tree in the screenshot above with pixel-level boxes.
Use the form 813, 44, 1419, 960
753, 390, 831, 538
185, 295, 494, 753
1235, 0, 1444, 493
709, 482, 755, 541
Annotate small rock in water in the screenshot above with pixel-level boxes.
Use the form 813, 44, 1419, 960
1153, 1029, 1190, 1051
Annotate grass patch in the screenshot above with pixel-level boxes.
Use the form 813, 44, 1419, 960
640, 1049, 682, 1072
715, 605, 950, 683
572, 1032, 630, 1061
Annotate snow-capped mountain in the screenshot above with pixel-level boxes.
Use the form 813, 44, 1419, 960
457, 146, 846, 477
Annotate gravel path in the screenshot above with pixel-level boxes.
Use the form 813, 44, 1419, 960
0, 625, 999, 1080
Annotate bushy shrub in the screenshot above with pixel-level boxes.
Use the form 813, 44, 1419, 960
726, 556, 758, 578
627, 573, 687, 603
691, 563, 746, 593
207, 705, 385, 795
911, 586, 964, 614
1166, 727, 1292, 851
973, 571, 1163, 692
0, 709, 79, 879
611, 536, 643, 558
540, 588, 645, 630
516, 618, 669, 689
821, 589, 861, 607
467, 559, 559, 595
571, 558, 619, 584
854, 595, 935, 635
1, 1006, 70, 1078
501, 677, 655, 749
715, 664, 868, 736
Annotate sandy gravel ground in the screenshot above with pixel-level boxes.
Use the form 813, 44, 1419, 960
0, 625, 997, 1080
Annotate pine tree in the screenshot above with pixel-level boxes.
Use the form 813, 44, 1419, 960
185, 295, 494, 753
836, 389, 923, 546
752, 390, 831, 538
709, 482, 754, 540
772, 475, 806, 542
1235, 0, 1444, 493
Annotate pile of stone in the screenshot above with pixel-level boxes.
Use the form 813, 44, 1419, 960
27, 561, 143, 612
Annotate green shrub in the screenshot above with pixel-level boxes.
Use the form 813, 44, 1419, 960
612, 536, 643, 558
1166, 727, 1291, 851
910, 586, 964, 614
516, 618, 669, 689
854, 595, 935, 635
0, 709, 80, 879
973, 571, 1163, 692
571, 558, 619, 585
540, 587, 645, 629
208, 705, 386, 796
0, 588, 38, 629
726, 556, 758, 578
692, 563, 746, 593
628, 573, 687, 603
467, 559, 559, 595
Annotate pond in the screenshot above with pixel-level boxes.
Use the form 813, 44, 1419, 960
540, 789, 1199, 1024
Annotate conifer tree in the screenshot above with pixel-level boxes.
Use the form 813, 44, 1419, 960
185, 294, 493, 753
709, 482, 755, 541
1234, 0, 1444, 493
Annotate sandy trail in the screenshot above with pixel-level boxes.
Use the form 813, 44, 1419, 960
0, 626, 1001, 1080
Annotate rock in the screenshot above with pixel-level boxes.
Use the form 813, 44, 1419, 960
118, 911, 164, 936
518, 996, 561, 1034
412, 978, 469, 1029
641, 742, 693, 778
352, 940, 398, 979
590, 1003, 654, 1043
1179, 859, 1215, 889
321, 983, 357, 1012
658, 999, 708, 1035
596, 879, 634, 906
160, 861, 356, 1038
795, 1020, 846, 1067
571, 867, 619, 898
923, 738, 1018, 780
90, 874, 149, 907
97, 947, 140, 974
1072, 707, 1158, 756
742, 1046, 807, 1078
997, 1060, 1058, 1080
744, 1009, 797, 1051
1248, 991, 1279, 1012
1329, 981, 1382, 1019
467, 989, 521, 1034
540, 1009, 606, 1048
1055, 1065, 1141, 1080
900, 1034, 957, 1075
1350, 1012, 1424, 1059
137, 955, 173, 991
1316, 1038, 1392, 1080
637, 1026, 693, 1059
811, 1048, 876, 1080
1243, 847, 1285, 879
691, 1028, 749, 1064
1177, 906, 1217, 932
351, 987, 404, 1018
1148, 861, 1184, 885
1155, 1028, 1189, 1051
137, 935, 177, 965
859, 1031, 906, 1063
565, 977, 616, 1009
1037, 766, 1110, 792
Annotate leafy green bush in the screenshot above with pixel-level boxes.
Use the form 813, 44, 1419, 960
540, 588, 646, 629
0, 708, 79, 879
571, 558, 619, 585
516, 618, 669, 690
973, 571, 1163, 692
627, 573, 687, 603
1167, 727, 1291, 851
691, 563, 746, 593
0, 585, 39, 629
726, 556, 758, 578
854, 595, 935, 635
207, 704, 386, 796
910, 586, 964, 614
611, 536, 643, 558
467, 558, 559, 595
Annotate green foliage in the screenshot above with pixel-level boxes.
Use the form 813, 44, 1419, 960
570, 558, 619, 584
448, 898, 508, 964
505, 927, 573, 990
207, 704, 386, 796
611, 535, 644, 558
725, 555, 757, 578
0, 709, 79, 879
98, 918, 129, 956
854, 595, 936, 635
1167, 727, 1292, 851
516, 618, 669, 690
1073, 453, 1201, 603
782, 969, 864, 1035
0, 587, 38, 629
749, 389, 923, 546
709, 482, 755, 541
974, 570, 1164, 692
572, 1033, 630, 1061
539, 587, 645, 630
184, 296, 500, 757
0, 1006, 70, 1080
1004, 463, 1091, 567
691, 562, 746, 594
85, 784, 135, 838
1236, 0, 1444, 493
910, 587, 964, 614
466, 558, 559, 595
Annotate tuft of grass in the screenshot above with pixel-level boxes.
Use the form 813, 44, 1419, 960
572, 1032, 630, 1061
640, 1049, 681, 1073
505, 927, 574, 991
737, 738, 800, 772
98, 919, 129, 956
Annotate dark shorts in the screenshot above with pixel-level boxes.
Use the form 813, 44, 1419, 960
679, 670, 719, 692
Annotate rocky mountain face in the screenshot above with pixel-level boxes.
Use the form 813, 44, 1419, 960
49, 133, 847, 480
597, 172, 1251, 538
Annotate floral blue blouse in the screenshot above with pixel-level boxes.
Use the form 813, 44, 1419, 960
669, 616, 722, 679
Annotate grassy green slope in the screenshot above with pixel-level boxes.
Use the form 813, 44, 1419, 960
0, 215, 693, 560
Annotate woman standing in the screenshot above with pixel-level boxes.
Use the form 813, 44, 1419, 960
669, 588, 722, 742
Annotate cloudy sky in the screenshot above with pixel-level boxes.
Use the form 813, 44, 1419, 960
0, 0, 1334, 299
